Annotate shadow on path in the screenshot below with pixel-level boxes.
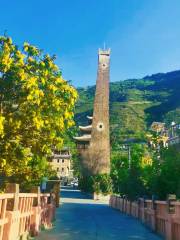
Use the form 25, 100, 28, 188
60, 186, 92, 199
36, 187, 162, 240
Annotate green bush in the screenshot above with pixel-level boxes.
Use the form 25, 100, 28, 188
79, 174, 112, 195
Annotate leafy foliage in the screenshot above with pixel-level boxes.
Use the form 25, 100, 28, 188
79, 174, 112, 195
0, 36, 78, 190
111, 142, 180, 200
149, 144, 180, 199
111, 144, 153, 200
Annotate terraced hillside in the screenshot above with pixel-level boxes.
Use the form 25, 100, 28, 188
75, 70, 180, 145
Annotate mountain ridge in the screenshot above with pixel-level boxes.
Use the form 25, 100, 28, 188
75, 69, 180, 145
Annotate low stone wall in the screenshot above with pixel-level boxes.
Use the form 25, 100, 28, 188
109, 195, 180, 240
0, 183, 57, 240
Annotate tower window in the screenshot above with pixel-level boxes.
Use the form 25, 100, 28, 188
97, 122, 104, 131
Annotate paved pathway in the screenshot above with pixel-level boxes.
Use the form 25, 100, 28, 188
37, 187, 161, 240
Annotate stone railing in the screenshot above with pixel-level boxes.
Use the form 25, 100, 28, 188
0, 183, 58, 240
109, 195, 180, 240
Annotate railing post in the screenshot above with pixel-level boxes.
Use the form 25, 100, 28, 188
115, 196, 118, 209
53, 182, 60, 208
50, 190, 56, 220
139, 198, 145, 223
151, 195, 157, 232
3, 183, 20, 240
124, 196, 127, 213
167, 194, 176, 214
129, 200, 132, 216
114, 195, 116, 209
5, 183, 19, 211
165, 195, 176, 240
117, 196, 119, 210
142, 197, 146, 223
137, 198, 141, 219
123, 196, 125, 212
31, 186, 41, 206
30, 186, 41, 237
122, 196, 124, 212
109, 195, 112, 207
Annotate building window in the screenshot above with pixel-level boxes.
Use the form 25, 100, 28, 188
62, 159, 64, 163
57, 159, 60, 163
62, 168, 64, 172
57, 167, 59, 171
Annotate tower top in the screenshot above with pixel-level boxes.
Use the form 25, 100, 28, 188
98, 48, 111, 56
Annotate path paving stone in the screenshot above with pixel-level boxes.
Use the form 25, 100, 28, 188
37, 187, 162, 240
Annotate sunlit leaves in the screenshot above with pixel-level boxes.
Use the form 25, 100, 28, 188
0, 115, 5, 136
0, 36, 78, 189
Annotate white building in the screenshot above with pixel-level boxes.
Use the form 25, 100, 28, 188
49, 148, 73, 180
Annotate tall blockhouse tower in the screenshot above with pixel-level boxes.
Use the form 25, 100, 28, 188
74, 49, 110, 176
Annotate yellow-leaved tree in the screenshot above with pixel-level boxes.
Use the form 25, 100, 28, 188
0, 36, 78, 190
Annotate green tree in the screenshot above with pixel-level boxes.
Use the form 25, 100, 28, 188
111, 151, 129, 194
111, 144, 153, 200
79, 174, 112, 195
150, 144, 180, 199
0, 36, 78, 190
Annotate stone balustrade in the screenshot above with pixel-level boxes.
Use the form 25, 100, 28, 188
109, 195, 180, 240
0, 183, 57, 240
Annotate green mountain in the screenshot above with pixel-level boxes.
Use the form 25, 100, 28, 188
75, 70, 180, 146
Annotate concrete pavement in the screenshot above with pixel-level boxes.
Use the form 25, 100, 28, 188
36, 187, 161, 240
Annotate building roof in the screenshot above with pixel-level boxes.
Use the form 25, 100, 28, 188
87, 116, 93, 120
53, 153, 71, 159
73, 135, 91, 142
79, 125, 92, 132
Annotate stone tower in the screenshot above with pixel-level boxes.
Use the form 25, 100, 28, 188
74, 48, 110, 176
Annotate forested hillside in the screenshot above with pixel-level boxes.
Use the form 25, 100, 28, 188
75, 70, 180, 146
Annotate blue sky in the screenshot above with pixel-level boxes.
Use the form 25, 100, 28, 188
0, 0, 180, 87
